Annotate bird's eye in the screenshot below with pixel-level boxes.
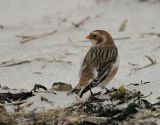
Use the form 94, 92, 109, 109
93, 34, 96, 38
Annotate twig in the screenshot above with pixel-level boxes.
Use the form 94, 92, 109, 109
15, 101, 33, 112
128, 62, 139, 66
131, 55, 156, 72
0, 57, 71, 67
31, 84, 47, 92
141, 92, 152, 98
53, 59, 71, 64
0, 100, 27, 106
34, 72, 42, 75
140, 32, 160, 37
140, 80, 150, 84
127, 83, 139, 87
113, 36, 130, 40
17, 30, 57, 43
145, 55, 156, 64
41, 96, 54, 104
72, 16, 90, 28
85, 116, 108, 123
127, 80, 150, 87
119, 18, 128, 32
0, 59, 15, 65
0, 60, 31, 67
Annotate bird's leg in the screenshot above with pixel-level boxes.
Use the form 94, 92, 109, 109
89, 87, 99, 97
89, 89, 104, 101
101, 87, 110, 95
89, 87, 101, 97
89, 88, 94, 96
103, 87, 110, 94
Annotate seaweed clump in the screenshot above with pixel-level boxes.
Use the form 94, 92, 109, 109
68, 86, 160, 125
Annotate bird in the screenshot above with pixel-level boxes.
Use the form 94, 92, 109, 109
67, 30, 119, 98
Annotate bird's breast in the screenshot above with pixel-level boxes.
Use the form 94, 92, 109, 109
113, 54, 120, 69
99, 55, 120, 88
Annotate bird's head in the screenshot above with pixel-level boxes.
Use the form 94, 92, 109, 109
85, 30, 115, 47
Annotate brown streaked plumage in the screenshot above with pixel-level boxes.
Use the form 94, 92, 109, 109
67, 30, 119, 97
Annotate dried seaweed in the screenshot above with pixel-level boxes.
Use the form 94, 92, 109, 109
111, 103, 139, 122
17, 30, 57, 43
31, 84, 47, 92
0, 92, 34, 102
0, 60, 31, 67
0, 59, 15, 65
140, 32, 160, 37
0, 84, 48, 104
72, 16, 90, 28
1, 83, 159, 124
113, 36, 130, 40
130, 55, 156, 74
70, 85, 160, 124
15, 101, 33, 112
0, 56, 71, 67
119, 18, 128, 32
127, 80, 150, 87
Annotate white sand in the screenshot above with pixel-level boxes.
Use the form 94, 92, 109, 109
0, 0, 160, 110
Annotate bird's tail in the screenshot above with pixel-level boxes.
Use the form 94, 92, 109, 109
67, 87, 81, 95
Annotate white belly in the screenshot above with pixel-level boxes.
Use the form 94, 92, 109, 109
99, 55, 120, 88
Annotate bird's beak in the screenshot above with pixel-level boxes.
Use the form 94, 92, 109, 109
85, 35, 91, 39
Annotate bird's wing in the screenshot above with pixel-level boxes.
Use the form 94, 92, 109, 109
67, 48, 98, 95
79, 62, 113, 98
67, 65, 94, 95
79, 47, 118, 97
77, 47, 103, 87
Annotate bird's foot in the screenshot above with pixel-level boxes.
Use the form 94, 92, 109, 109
89, 88, 103, 101
104, 88, 111, 94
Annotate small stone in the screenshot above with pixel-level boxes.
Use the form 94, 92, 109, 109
52, 82, 72, 91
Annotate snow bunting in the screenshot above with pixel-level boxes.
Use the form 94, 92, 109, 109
67, 30, 119, 98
